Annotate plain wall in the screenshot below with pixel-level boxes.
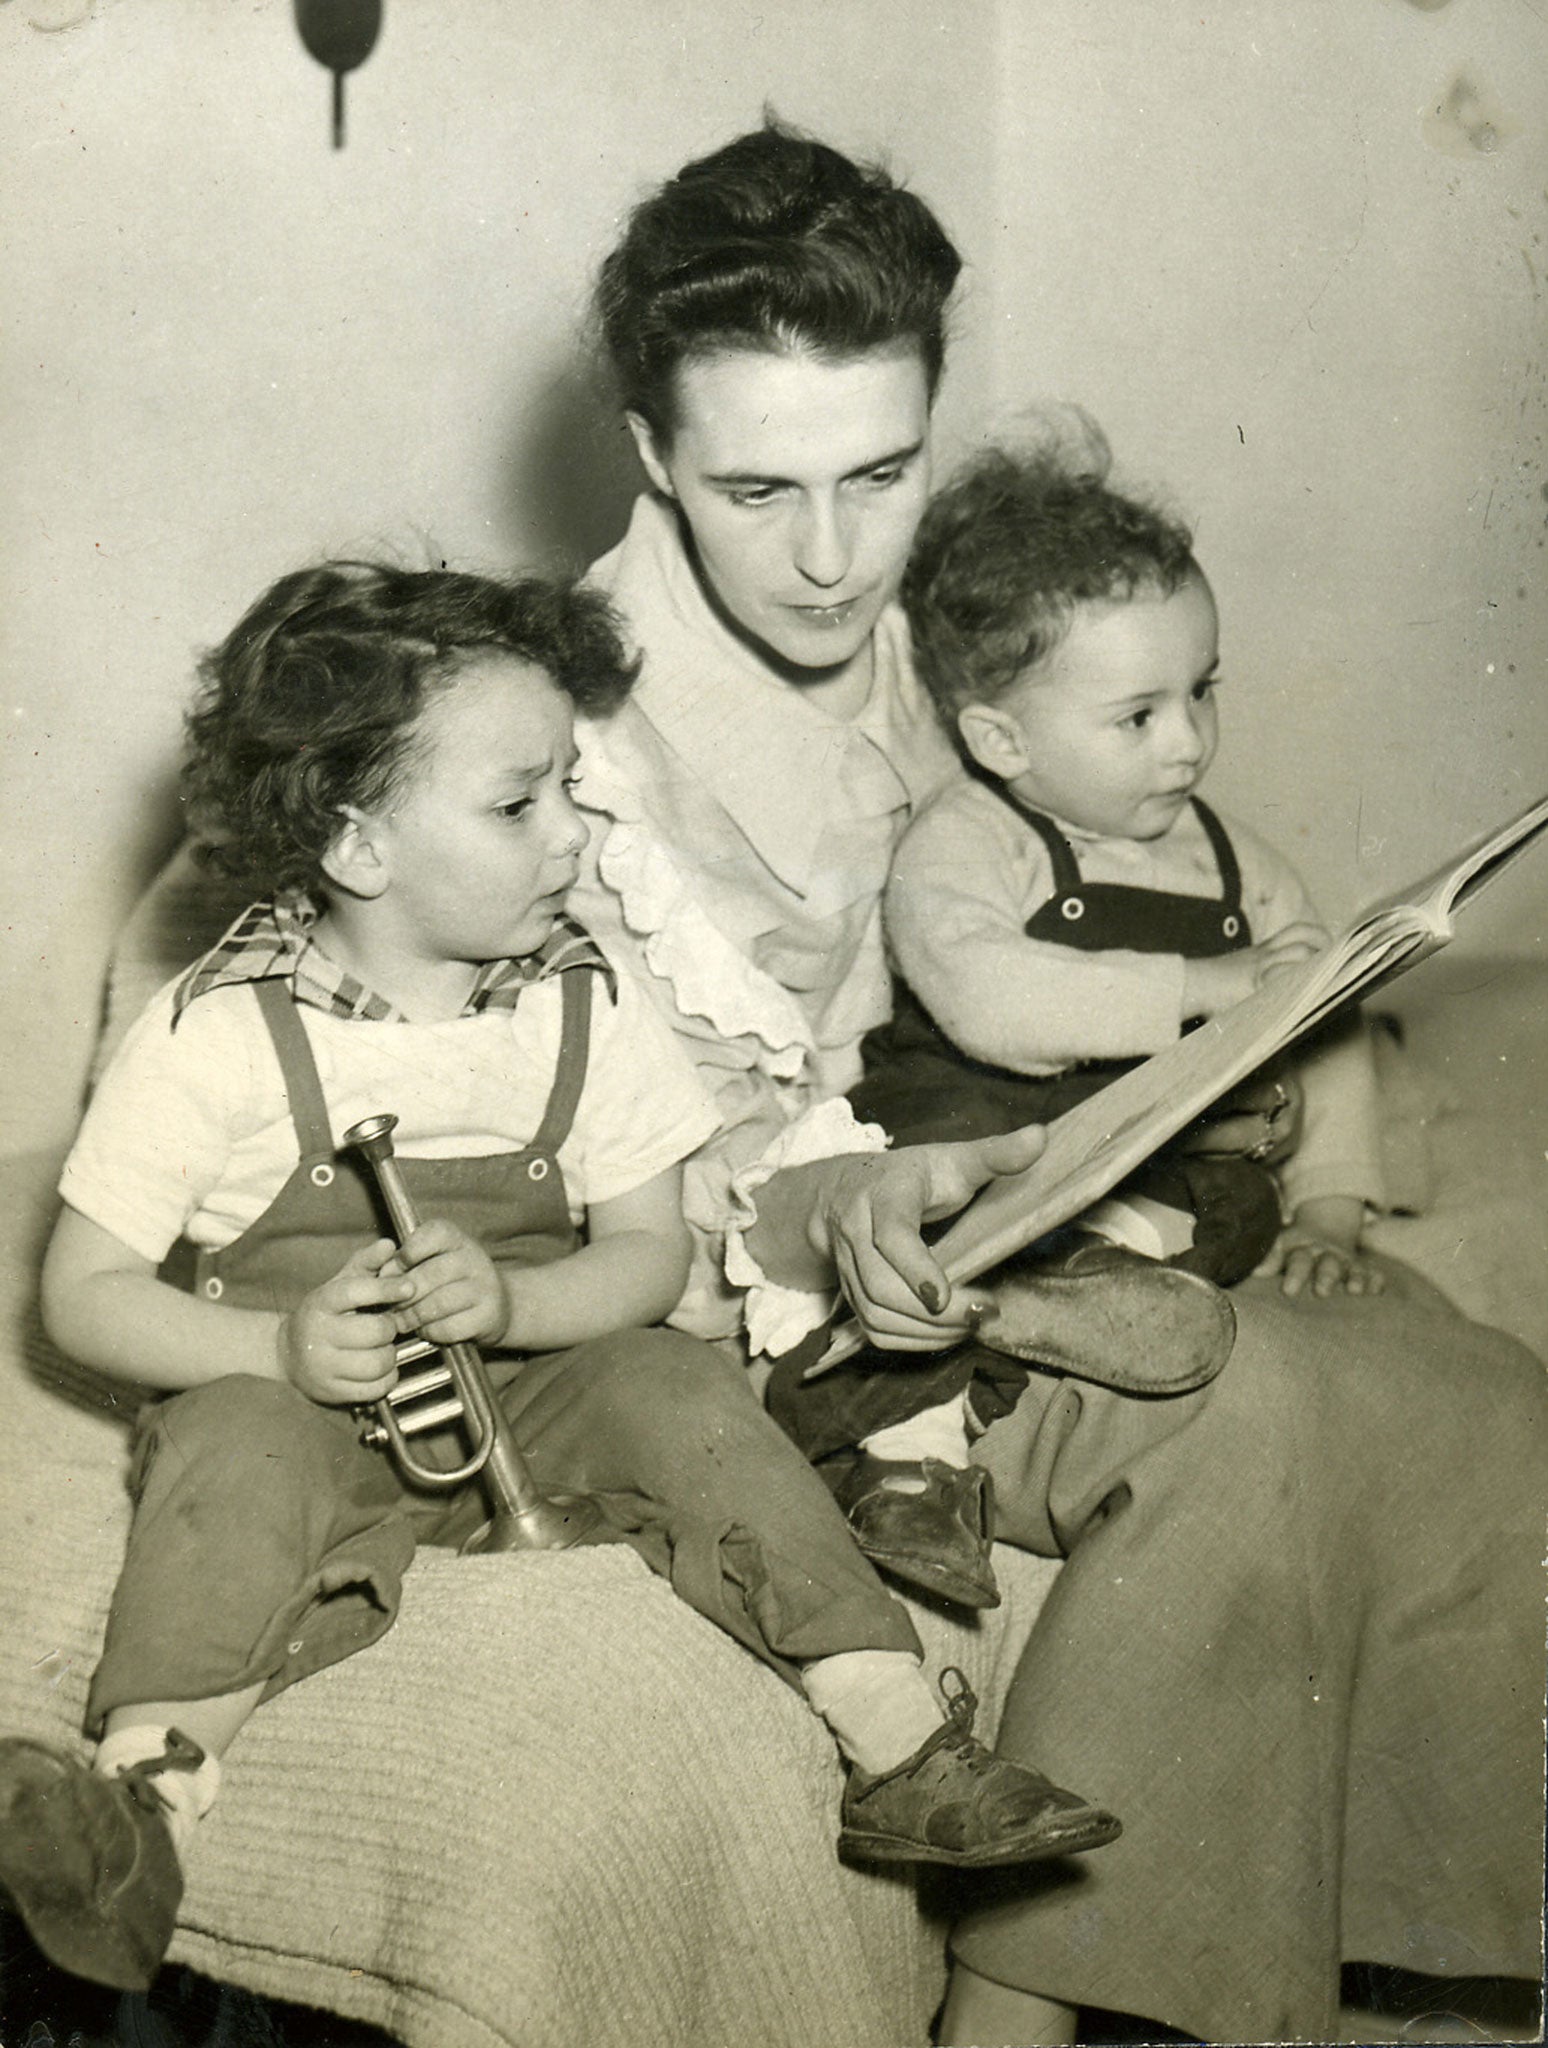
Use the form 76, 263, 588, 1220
4, 0, 1545, 1159
981, 0, 1548, 931
1, 0, 998, 1156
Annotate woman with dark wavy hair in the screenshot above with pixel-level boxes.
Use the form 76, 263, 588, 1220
567, 122, 1544, 2047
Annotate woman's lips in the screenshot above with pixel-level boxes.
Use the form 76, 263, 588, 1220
785, 592, 869, 626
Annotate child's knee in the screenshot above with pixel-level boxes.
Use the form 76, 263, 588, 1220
140, 1375, 359, 1503
567, 1327, 757, 1427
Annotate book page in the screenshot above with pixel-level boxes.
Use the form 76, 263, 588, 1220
921, 915, 1425, 1284
814, 797, 1548, 1371
1351, 792, 1548, 933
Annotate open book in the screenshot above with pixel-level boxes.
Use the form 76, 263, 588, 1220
815, 791, 1548, 1372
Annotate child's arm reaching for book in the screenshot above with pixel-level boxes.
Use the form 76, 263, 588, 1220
888, 803, 1208, 1072
386, 1164, 693, 1354
1180, 922, 1330, 1017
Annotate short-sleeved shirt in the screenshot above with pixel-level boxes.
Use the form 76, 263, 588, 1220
61, 913, 720, 1267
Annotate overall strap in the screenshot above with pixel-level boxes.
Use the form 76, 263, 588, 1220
253, 978, 334, 1159
529, 967, 596, 1157
1004, 794, 1084, 902
1190, 797, 1244, 911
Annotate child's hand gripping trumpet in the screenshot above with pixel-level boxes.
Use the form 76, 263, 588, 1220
343, 1113, 603, 1553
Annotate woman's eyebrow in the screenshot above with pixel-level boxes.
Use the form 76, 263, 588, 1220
704, 438, 925, 489
841, 438, 925, 479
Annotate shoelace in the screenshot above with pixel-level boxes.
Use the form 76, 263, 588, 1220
938, 1666, 1012, 1782
118, 1728, 206, 1816
940, 1665, 979, 1732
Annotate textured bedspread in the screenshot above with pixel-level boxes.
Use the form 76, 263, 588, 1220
2, 959, 1543, 2048
0, 1148, 1057, 2048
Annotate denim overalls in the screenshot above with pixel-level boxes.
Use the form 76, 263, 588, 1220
849, 793, 1282, 1279
88, 971, 919, 1730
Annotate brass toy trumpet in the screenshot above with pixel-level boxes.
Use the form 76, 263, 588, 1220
343, 1113, 602, 1553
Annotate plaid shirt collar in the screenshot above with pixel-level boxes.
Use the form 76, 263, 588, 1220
172, 895, 613, 1025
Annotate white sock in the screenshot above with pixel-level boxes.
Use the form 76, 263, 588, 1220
1080, 1194, 1195, 1261
95, 1725, 223, 1861
860, 1390, 972, 1470
800, 1650, 945, 1775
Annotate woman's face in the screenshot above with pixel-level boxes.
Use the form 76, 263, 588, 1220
628, 345, 933, 676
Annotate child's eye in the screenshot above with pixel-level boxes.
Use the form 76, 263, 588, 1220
1192, 677, 1217, 702
495, 798, 532, 820
1119, 708, 1153, 732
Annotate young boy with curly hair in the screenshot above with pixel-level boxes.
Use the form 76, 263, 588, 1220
0, 560, 1119, 1997
770, 435, 1389, 1618
860, 433, 1387, 1294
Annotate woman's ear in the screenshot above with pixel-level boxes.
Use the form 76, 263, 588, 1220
320, 807, 389, 901
957, 701, 1032, 781
625, 411, 676, 499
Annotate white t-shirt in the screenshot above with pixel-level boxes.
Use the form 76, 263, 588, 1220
61, 960, 720, 1266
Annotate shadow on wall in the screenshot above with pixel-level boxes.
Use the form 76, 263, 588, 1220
119, 354, 646, 939
122, 761, 201, 925
498, 356, 644, 574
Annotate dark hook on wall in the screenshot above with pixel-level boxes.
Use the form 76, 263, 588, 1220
294, 0, 383, 149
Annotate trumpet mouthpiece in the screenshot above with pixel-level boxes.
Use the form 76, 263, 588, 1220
343, 1113, 399, 1150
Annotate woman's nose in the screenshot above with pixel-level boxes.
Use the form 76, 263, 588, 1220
792, 496, 853, 588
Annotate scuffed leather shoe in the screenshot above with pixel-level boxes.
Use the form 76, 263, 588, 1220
969, 1240, 1236, 1394
840, 1667, 1121, 1867
0, 1734, 193, 1990
835, 1455, 999, 1610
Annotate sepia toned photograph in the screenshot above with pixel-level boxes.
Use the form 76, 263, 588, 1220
2, 3, 1544, 2044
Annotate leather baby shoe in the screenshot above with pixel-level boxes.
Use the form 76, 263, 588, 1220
0, 1734, 192, 1990
968, 1239, 1236, 1394
835, 1454, 1000, 1610
839, 1667, 1121, 1868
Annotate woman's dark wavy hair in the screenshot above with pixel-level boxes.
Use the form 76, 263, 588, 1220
183, 561, 638, 899
595, 118, 962, 437
903, 421, 1199, 729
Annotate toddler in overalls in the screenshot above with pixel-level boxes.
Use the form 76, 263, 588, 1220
774, 435, 1386, 1608
0, 561, 1120, 1996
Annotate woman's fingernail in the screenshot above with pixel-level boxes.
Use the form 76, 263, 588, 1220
917, 1281, 943, 1314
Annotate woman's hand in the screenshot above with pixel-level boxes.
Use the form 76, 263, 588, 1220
809, 1126, 1048, 1350
279, 1239, 409, 1405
